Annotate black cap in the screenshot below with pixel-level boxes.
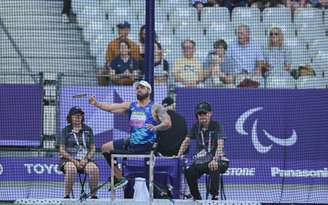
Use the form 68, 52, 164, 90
69, 107, 84, 115
162, 97, 174, 107
196, 102, 211, 114
117, 21, 131, 29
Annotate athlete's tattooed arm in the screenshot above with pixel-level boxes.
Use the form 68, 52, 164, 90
146, 104, 171, 132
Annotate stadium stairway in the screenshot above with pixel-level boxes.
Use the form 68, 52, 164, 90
0, 0, 98, 86
0, 0, 99, 146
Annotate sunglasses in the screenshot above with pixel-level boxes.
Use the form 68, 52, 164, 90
270, 32, 279, 36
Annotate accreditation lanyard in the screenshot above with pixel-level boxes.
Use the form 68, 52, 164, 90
72, 131, 87, 149
200, 129, 212, 153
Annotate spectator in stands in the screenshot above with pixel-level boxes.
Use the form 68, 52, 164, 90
286, 0, 308, 12
88, 80, 171, 190
59, 107, 99, 199
192, 0, 248, 15
205, 39, 237, 87
250, 0, 285, 11
107, 40, 141, 85
139, 25, 145, 59
106, 21, 140, 63
263, 27, 291, 76
225, 0, 249, 12
172, 39, 205, 88
97, 21, 140, 86
309, 0, 328, 8
62, 0, 71, 23
227, 25, 265, 75
157, 97, 187, 157
192, 0, 224, 17
154, 41, 169, 84
138, 25, 146, 74
138, 25, 159, 74
177, 102, 229, 200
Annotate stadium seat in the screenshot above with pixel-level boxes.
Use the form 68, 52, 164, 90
262, 7, 292, 28
83, 21, 107, 44
201, 7, 230, 30
284, 37, 310, 69
231, 7, 261, 31
206, 23, 234, 46
295, 76, 324, 89
265, 74, 296, 89
297, 24, 326, 45
72, 0, 89, 15
174, 24, 205, 45
161, 0, 191, 18
308, 39, 328, 60
90, 32, 114, 58
294, 8, 324, 30
77, 5, 104, 29
170, 7, 200, 31
156, 20, 174, 39
312, 51, 328, 79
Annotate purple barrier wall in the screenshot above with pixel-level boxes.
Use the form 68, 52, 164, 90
0, 84, 42, 146
176, 88, 328, 185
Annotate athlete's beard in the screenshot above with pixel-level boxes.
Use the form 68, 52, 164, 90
137, 92, 149, 101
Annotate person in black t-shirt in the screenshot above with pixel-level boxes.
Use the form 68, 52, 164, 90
177, 102, 228, 200
157, 97, 187, 156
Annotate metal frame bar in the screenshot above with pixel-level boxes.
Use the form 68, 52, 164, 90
111, 153, 155, 204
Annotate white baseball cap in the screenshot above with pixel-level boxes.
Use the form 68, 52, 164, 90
133, 80, 152, 93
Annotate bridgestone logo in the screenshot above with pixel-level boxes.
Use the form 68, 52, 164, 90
271, 167, 328, 178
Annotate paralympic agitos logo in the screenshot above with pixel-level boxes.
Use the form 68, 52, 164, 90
235, 107, 297, 153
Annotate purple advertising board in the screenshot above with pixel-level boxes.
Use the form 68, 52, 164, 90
0, 84, 42, 146
176, 88, 328, 185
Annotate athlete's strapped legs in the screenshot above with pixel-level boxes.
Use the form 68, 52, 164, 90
102, 139, 129, 179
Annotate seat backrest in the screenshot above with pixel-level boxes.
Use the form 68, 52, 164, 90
201, 7, 230, 29
294, 8, 324, 30
262, 7, 292, 27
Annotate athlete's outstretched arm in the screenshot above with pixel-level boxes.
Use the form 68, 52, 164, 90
89, 96, 130, 114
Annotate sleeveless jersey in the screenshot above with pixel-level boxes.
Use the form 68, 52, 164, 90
128, 101, 158, 144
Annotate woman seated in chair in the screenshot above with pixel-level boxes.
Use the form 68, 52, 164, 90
59, 107, 99, 199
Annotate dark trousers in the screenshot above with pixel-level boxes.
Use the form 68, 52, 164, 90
62, 0, 71, 15
185, 163, 220, 200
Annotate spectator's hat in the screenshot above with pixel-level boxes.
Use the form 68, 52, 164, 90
133, 80, 152, 93
117, 21, 131, 29
196, 102, 211, 114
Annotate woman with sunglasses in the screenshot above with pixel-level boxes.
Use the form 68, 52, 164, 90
263, 27, 292, 76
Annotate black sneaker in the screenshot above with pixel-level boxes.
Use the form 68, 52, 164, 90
108, 177, 128, 191
64, 195, 70, 199
91, 196, 98, 199
212, 195, 219, 200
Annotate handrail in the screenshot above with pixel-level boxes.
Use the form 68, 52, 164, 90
0, 17, 38, 83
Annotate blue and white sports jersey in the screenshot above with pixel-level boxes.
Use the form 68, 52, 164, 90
128, 101, 158, 144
